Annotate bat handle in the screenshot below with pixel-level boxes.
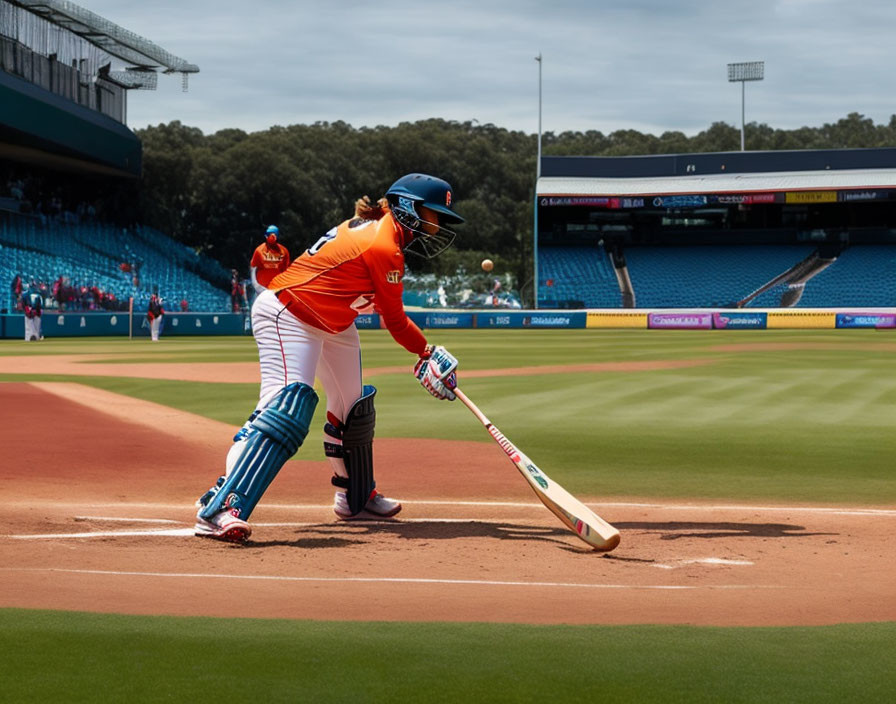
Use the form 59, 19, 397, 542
451, 386, 491, 427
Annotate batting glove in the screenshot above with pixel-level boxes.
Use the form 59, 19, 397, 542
414, 345, 458, 401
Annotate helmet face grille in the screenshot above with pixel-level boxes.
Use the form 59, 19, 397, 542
392, 203, 457, 259
404, 226, 456, 259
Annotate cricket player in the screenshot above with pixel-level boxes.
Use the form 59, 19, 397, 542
22, 282, 42, 341
250, 225, 291, 293
195, 173, 464, 542
146, 294, 164, 342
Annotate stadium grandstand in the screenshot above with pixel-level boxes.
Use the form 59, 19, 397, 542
1, 0, 230, 315
535, 150, 896, 309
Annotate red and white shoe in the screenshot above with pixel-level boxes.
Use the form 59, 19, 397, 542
333, 490, 402, 520
194, 509, 251, 542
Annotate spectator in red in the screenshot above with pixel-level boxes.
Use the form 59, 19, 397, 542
11, 273, 23, 311
90, 286, 102, 310
230, 270, 246, 313
79, 285, 92, 310
180, 297, 189, 312
52, 276, 63, 309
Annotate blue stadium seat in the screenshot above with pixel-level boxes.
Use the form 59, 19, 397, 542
536, 244, 895, 308
788, 246, 896, 307
621, 245, 816, 308
0, 214, 230, 311
537, 246, 620, 308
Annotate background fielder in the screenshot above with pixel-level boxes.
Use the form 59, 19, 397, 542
250, 225, 291, 295
195, 173, 464, 542
146, 294, 164, 342
22, 281, 42, 341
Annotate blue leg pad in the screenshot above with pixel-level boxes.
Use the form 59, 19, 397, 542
199, 382, 318, 521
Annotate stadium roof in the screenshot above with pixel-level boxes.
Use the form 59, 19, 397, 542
8, 0, 198, 75
537, 149, 896, 197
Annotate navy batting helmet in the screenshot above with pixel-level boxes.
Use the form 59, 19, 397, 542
385, 173, 463, 258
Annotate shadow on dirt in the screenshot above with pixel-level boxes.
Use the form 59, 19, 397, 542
242, 520, 834, 551
246, 520, 575, 549
612, 521, 837, 540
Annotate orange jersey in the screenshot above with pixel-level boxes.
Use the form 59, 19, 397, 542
269, 212, 427, 355
250, 242, 291, 288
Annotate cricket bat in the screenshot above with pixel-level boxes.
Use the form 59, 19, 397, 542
453, 386, 620, 552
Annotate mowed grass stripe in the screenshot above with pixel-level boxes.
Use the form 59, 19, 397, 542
450, 368, 895, 430
582, 368, 896, 428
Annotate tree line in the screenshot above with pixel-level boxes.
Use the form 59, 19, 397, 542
135, 112, 896, 291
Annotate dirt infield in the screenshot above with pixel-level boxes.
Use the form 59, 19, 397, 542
3, 381, 895, 626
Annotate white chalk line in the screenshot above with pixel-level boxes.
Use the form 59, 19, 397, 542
0, 567, 776, 591
11, 499, 895, 516
75, 515, 498, 526
653, 558, 754, 570
75, 516, 180, 524
12, 528, 198, 539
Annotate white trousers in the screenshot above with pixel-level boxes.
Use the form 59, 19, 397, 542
150, 316, 163, 341
251, 289, 362, 425
24, 315, 41, 341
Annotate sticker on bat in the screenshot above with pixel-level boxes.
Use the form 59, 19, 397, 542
525, 464, 549, 489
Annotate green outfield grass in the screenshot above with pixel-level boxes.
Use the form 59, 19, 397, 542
2, 610, 894, 703
3, 330, 894, 702
2, 329, 894, 503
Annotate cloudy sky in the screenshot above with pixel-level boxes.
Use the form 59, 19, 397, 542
82, 0, 896, 137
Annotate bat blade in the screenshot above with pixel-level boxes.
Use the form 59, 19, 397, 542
486, 422, 620, 552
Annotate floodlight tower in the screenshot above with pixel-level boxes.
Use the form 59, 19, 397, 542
727, 61, 764, 151
536, 53, 543, 179
534, 52, 542, 309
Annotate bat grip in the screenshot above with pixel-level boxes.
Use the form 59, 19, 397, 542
451, 386, 491, 427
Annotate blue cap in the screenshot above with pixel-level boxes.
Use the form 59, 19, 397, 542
265, 225, 279, 235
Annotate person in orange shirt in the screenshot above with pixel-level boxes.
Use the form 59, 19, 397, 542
195, 174, 464, 542
249, 225, 291, 293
